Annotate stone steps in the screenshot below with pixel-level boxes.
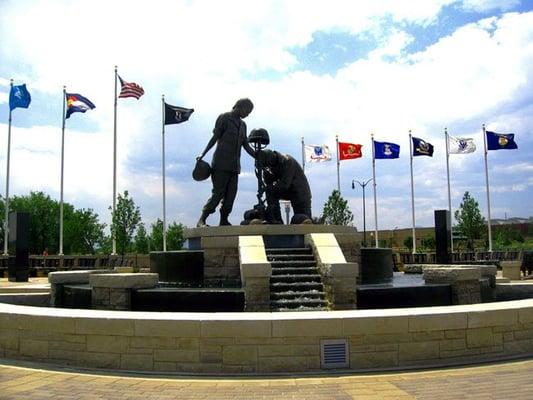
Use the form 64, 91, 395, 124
271, 267, 317, 275
270, 274, 322, 283
267, 248, 313, 255
269, 260, 317, 267
267, 254, 315, 261
266, 247, 328, 312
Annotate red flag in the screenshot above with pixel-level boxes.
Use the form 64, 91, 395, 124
338, 142, 362, 160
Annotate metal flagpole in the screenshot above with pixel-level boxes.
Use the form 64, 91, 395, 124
409, 131, 416, 254
59, 86, 66, 256
162, 95, 167, 252
112, 66, 118, 255
371, 134, 379, 248
301, 137, 305, 173
482, 124, 493, 252
445, 128, 454, 253
3, 79, 14, 255
336, 135, 340, 193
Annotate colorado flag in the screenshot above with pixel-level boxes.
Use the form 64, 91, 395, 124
66, 93, 95, 119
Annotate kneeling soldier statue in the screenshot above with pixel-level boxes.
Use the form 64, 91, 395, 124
256, 149, 312, 224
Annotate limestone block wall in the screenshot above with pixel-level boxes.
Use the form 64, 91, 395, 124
3, 300, 533, 374
201, 236, 241, 286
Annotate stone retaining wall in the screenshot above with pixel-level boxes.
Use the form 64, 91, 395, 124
2, 300, 533, 374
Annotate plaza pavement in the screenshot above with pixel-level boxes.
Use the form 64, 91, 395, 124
1, 357, 533, 399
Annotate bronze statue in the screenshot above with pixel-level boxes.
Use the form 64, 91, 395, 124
196, 98, 255, 227
256, 149, 312, 223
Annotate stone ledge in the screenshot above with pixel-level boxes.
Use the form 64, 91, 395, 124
423, 267, 481, 283
185, 225, 358, 239
89, 273, 159, 289
49, 270, 114, 284
406, 264, 497, 277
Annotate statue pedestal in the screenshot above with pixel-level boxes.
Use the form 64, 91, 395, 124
184, 225, 361, 287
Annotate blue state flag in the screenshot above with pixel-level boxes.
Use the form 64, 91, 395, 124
65, 93, 95, 119
9, 84, 31, 111
486, 131, 518, 150
374, 141, 400, 159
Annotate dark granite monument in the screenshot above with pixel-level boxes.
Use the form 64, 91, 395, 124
435, 209, 451, 264
7, 212, 29, 282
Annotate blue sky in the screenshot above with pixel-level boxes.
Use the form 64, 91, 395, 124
0, 0, 532, 233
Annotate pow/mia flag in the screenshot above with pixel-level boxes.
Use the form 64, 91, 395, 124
412, 136, 434, 157
164, 102, 194, 125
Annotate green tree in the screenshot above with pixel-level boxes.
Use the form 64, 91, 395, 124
149, 218, 164, 251
454, 191, 486, 251
97, 235, 112, 254
321, 190, 354, 226
64, 208, 106, 254
167, 222, 185, 250
403, 236, 413, 250
134, 223, 150, 253
9, 191, 59, 254
0, 197, 5, 250
110, 190, 141, 257
420, 236, 436, 251
149, 219, 185, 251
494, 226, 524, 247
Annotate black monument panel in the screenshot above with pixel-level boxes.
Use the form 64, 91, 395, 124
8, 212, 30, 282
435, 209, 451, 264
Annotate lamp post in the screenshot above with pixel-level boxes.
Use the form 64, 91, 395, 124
352, 178, 373, 247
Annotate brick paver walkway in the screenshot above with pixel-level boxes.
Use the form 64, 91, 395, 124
1, 358, 533, 399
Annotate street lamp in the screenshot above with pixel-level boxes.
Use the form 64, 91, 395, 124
352, 178, 373, 247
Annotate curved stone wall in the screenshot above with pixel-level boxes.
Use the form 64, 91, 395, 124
1, 300, 533, 374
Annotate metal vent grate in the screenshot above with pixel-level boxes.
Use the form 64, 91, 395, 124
320, 339, 349, 369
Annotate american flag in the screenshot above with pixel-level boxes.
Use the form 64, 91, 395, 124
118, 75, 144, 99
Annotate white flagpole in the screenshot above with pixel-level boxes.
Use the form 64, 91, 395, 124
3, 79, 14, 255
409, 131, 416, 254
336, 135, 340, 193
483, 123, 493, 252
371, 134, 378, 248
445, 127, 454, 253
112, 66, 118, 255
162, 95, 167, 252
301, 137, 305, 173
59, 86, 66, 255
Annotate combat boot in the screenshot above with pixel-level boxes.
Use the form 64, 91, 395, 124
196, 211, 210, 227
219, 212, 232, 226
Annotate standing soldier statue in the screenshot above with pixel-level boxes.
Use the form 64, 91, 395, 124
195, 98, 255, 227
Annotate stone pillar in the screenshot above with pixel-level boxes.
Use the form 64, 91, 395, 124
238, 236, 271, 312
90, 273, 158, 310
306, 233, 358, 310
501, 261, 522, 281
423, 267, 481, 305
